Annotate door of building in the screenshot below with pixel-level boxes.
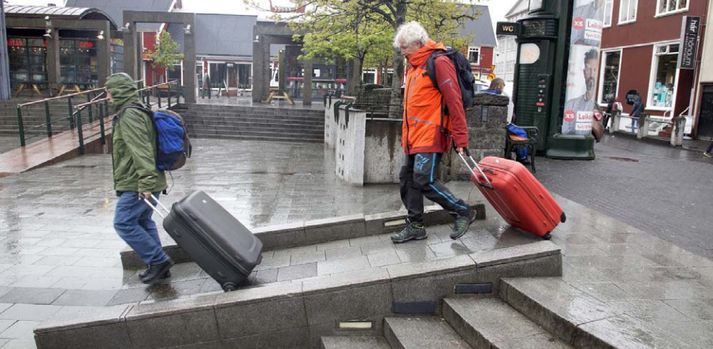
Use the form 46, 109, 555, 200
699, 85, 713, 139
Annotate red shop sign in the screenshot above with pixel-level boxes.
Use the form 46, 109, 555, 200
7, 38, 24, 47
78, 41, 94, 49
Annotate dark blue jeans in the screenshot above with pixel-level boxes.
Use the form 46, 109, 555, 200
113, 191, 169, 265
400, 153, 469, 223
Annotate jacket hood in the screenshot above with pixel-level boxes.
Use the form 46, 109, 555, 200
105, 73, 139, 112
407, 40, 446, 67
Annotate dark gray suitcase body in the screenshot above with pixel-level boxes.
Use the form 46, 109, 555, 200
162, 190, 263, 291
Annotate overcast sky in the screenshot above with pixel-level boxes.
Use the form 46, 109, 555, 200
5, 0, 519, 29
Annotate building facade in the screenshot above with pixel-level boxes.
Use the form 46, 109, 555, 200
598, 0, 707, 135
494, 0, 530, 85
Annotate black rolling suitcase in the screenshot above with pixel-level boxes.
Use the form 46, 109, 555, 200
146, 191, 263, 291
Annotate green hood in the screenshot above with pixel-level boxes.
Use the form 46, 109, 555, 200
105, 73, 139, 112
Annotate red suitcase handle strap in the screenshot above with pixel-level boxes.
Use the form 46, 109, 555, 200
457, 150, 494, 189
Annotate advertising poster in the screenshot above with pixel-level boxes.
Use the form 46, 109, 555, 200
562, 0, 604, 135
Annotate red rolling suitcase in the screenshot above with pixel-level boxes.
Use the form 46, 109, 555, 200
458, 152, 565, 239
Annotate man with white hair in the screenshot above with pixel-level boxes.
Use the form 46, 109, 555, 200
390, 21, 475, 243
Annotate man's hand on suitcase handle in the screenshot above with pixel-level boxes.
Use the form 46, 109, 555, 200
139, 192, 153, 200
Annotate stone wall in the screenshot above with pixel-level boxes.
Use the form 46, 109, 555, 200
326, 91, 508, 185
446, 93, 509, 181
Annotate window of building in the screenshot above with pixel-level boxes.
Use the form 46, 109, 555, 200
604, 0, 613, 27
598, 50, 621, 104
467, 46, 480, 65
59, 39, 97, 85
166, 63, 182, 85
619, 0, 637, 24
657, 0, 688, 16
7, 37, 47, 89
648, 43, 679, 109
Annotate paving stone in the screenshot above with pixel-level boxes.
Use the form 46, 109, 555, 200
0, 320, 40, 340
0, 287, 65, 305
317, 256, 371, 276
0, 304, 62, 321
51, 289, 117, 306
366, 250, 401, 268
277, 262, 318, 282
106, 287, 150, 306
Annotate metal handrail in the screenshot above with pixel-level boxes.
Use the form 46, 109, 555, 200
17, 86, 107, 108
14, 79, 182, 148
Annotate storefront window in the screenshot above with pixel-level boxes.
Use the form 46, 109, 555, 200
7, 37, 47, 88
649, 43, 678, 109
60, 39, 98, 86
599, 50, 620, 104
237, 64, 251, 89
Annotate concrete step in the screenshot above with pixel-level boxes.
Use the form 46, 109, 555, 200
321, 336, 391, 349
499, 277, 691, 348
384, 316, 471, 349
443, 296, 572, 348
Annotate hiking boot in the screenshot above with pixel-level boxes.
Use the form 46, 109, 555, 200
140, 259, 174, 284
450, 208, 477, 240
139, 268, 170, 280
704, 152, 712, 158
391, 222, 427, 243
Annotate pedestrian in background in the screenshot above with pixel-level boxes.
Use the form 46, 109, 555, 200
106, 73, 174, 284
482, 78, 505, 95
390, 21, 475, 243
704, 141, 713, 158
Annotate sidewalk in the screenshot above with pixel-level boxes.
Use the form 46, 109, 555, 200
0, 138, 712, 348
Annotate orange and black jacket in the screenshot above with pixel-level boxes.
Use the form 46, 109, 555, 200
402, 40, 468, 154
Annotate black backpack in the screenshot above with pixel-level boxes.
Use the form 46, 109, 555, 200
426, 47, 476, 113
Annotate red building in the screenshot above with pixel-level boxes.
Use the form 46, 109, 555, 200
598, 0, 707, 135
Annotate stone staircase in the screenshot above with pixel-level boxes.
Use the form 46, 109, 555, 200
34, 205, 571, 349
321, 294, 571, 349
171, 103, 325, 143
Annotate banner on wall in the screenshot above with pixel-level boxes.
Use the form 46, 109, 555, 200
562, 0, 604, 135
679, 16, 700, 70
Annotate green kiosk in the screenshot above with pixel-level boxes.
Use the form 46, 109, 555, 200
505, 0, 604, 159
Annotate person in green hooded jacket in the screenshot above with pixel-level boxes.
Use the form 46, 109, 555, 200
106, 73, 173, 284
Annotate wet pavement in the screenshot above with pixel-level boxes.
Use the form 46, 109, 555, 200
0, 134, 712, 348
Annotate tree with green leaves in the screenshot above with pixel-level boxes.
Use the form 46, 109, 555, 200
148, 31, 184, 83
285, 0, 480, 112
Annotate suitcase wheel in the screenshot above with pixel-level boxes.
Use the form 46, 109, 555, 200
560, 212, 567, 223
222, 282, 237, 292
542, 233, 552, 240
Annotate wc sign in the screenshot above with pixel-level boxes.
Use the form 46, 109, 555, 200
497, 22, 520, 36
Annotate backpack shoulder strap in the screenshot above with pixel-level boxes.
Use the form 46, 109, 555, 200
117, 103, 152, 121
426, 49, 450, 90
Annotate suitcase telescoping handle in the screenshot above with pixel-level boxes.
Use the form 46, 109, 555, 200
456, 148, 494, 189
143, 194, 170, 219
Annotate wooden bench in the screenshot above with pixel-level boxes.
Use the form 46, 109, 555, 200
264, 89, 294, 105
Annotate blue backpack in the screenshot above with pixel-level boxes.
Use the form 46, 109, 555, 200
121, 105, 192, 171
